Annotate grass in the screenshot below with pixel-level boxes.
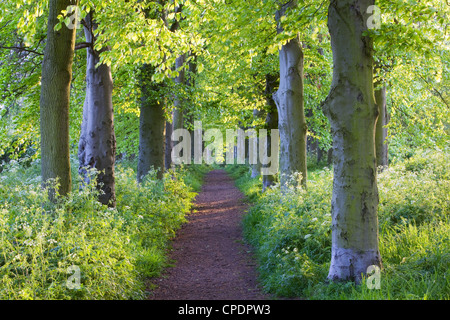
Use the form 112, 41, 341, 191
0, 158, 209, 299
226, 148, 450, 300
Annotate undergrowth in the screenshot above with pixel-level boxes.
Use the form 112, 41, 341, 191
0, 158, 209, 299
227, 149, 449, 300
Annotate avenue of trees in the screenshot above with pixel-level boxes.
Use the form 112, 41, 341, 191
0, 0, 448, 298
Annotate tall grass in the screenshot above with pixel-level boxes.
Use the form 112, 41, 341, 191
228, 149, 449, 299
0, 159, 208, 299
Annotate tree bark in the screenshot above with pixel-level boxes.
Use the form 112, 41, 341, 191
186, 53, 198, 160
262, 74, 279, 191
375, 85, 389, 168
273, 0, 307, 188
323, 0, 382, 283
165, 4, 185, 169
137, 64, 166, 181
325, 147, 332, 166
172, 54, 186, 163
172, 54, 186, 131
78, 13, 116, 207
40, 0, 78, 200
251, 108, 264, 178
165, 119, 173, 170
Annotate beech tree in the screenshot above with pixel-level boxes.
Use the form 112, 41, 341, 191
374, 82, 389, 168
78, 12, 116, 207
262, 73, 279, 191
137, 2, 168, 181
273, 0, 307, 188
40, 0, 78, 200
323, 0, 382, 282
172, 54, 186, 132
138, 64, 166, 181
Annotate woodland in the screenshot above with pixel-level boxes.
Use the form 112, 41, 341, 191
0, 0, 448, 300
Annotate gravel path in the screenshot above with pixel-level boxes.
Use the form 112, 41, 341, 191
148, 169, 270, 300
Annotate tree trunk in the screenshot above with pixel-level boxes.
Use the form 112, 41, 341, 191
172, 54, 186, 132
251, 108, 264, 178
262, 74, 279, 191
40, 0, 78, 200
323, 0, 382, 283
186, 53, 198, 160
165, 119, 173, 170
327, 147, 333, 166
137, 64, 166, 181
273, 0, 307, 188
375, 85, 389, 169
172, 54, 186, 163
78, 13, 116, 207
317, 146, 324, 164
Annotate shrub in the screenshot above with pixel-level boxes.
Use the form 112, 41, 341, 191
0, 159, 206, 299
234, 149, 449, 299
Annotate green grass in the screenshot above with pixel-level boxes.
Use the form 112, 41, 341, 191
0, 158, 209, 299
228, 149, 450, 300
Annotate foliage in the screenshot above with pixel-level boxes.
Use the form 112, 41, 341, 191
231, 149, 449, 299
0, 160, 205, 299
0, 0, 448, 301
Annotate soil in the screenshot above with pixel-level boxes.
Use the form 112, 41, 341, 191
147, 169, 271, 300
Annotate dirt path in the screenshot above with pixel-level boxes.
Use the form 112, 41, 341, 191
148, 169, 270, 300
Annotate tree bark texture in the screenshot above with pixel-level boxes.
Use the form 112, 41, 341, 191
173, 54, 186, 131
165, 119, 173, 170
172, 54, 186, 164
323, 0, 382, 282
273, 0, 307, 188
78, 13, 116, 207
251, 108, 264, 178
263, 74, 279, 191
375, 85, 389, 168
186, 54, 198, 160
173, 53, 186, 131
137, 64, 166, 181
40, 0, 78, 200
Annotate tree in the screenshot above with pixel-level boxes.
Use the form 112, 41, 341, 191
137, 1, 168, 182
273, 0, 307, 188
262, 73, 279, 191
374, 80, 389, 168
170, 4, 187, 167
78, 11, 116, 207
371, 0, 449, 159
165, 118, 173, 169
40, 0, 78, 200
137, 64, 166, 181
323, 0, 382, 282
172, 53, 186, 132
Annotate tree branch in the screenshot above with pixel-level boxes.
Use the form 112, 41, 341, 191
418, 74, 449, 109
0, 45, 43, 56
75, 42, 93, 50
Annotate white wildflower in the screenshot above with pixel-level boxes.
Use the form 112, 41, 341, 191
24, 239, 35, 246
